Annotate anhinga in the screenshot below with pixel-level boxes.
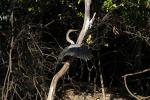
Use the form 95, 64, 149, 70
58, 29, 93, 61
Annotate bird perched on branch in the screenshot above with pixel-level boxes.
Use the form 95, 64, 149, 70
58, 29, 93, 61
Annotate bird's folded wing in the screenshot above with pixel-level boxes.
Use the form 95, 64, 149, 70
58, 45, 92, 61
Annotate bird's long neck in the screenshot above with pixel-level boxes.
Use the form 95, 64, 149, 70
66, 29, 78, 44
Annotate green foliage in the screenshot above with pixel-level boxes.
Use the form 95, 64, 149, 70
121, 1, 150, 29
122, 0, 150, 5
60, 0, 65, 4
28, 7, 34, 12
77, 12, 84, 17
78, 0, 83, 4
102, 0, 117, 12
101, 0, 150, 29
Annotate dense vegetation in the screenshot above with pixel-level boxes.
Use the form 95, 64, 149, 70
0, 0, 150, 99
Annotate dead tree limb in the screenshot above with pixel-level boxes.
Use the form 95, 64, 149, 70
47, 61, 71, 100
46, 0, 95, 100
122, 68, 150, 100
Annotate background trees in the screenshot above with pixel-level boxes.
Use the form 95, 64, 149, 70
0, 0, 150, 99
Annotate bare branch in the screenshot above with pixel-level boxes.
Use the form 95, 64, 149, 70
47, 0, 96, 100
122, 68, 150, 77
122, 68, 150, 100
76, 0, 92, 44
47, 61, 70, 100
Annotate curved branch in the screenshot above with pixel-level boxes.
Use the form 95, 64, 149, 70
47, 61, 70, 100
123, 76, 141, 100
47, 0, 95, 100
122, 68, 150, 100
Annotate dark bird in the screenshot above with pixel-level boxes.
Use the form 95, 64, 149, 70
58, 29, 93, 61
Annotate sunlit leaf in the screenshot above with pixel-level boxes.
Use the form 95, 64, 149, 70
86, 34, 93, 45
77, 12, 84, 17
28, 7, 33, 12
102, 0, 117, 12
78, 0, 81, 4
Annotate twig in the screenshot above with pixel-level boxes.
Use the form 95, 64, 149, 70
100, 72, 106, 100
9, 36, 14, 73
2, 36, 14, 100
44, 20, 55, 27
13, 85, 23, 100
98, 60, 106, 100
2, 11, 14, 100
33, 77, 42, 100
44, 31, 63, 50
123, 68, 150, 77
122, 68, 150, 100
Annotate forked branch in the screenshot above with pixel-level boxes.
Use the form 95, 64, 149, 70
47, 0, 95, 100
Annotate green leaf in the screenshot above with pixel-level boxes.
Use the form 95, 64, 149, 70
28, 7, 33, 12
77, 12, 84, 17
78, 0, 82, 4
102, 0, 117, 12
